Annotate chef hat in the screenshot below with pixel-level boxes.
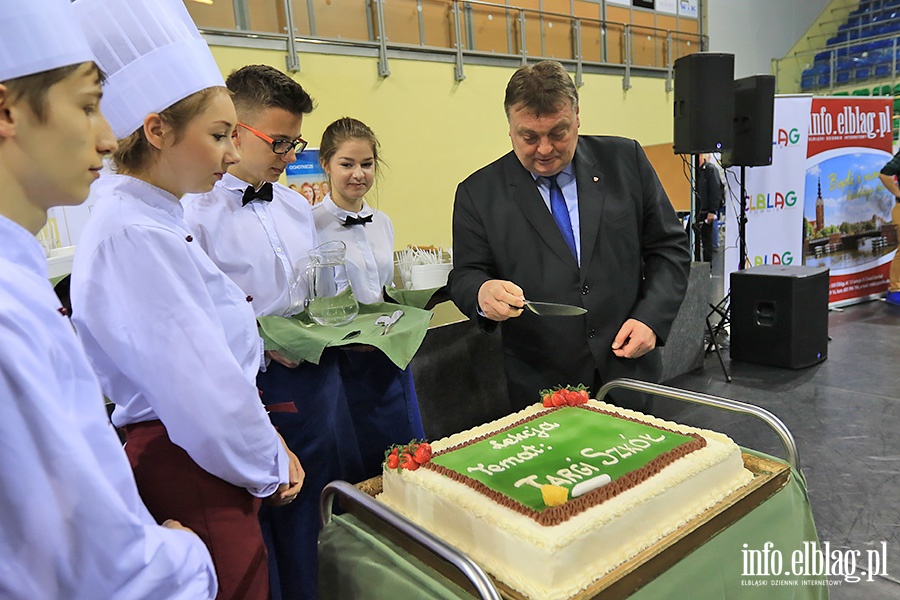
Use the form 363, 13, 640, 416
0, 0, 95, 82
74, 0, 225, 139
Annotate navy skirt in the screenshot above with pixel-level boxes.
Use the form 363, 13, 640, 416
337, 349, 425, 480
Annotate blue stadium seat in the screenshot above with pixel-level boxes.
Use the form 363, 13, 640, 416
827, 32, 849, 45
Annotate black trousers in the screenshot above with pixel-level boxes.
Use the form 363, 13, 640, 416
699, 221, 715, 264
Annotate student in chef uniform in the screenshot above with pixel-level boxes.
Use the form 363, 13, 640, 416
0, 1, 218, 597
68, 2, 303, 599
311, 117, 426, 478
182, 64, 361, 600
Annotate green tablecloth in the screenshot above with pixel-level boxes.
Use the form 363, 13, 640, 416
319, 513, 472, 600
258, 302, 432, 370
318, 451, 827, 599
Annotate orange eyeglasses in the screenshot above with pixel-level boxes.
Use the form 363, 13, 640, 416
236, 122, 308, 156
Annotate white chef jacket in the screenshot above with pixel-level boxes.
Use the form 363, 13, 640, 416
70, 174, 288, 498
311, 194, 395, 305
183, 173, 319, 317
0, 214, 217, 599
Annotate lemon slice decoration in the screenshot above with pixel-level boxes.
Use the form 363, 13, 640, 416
541, 484, 569, 507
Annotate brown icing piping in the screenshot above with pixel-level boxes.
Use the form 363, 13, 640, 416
422, 406, 708, 526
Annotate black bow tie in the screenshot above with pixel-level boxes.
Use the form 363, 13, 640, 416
242, 182, 273, 206
343, 214, 373, 227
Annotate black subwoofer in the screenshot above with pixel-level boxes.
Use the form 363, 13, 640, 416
730, 265, 829, 369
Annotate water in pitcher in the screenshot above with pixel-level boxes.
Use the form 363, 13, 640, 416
306, 240, 359, 326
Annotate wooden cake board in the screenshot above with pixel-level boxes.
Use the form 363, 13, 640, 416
351, 453, 790, 600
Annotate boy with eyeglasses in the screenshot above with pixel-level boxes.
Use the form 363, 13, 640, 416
0, 0, 216, 597
183, 64, 362, 600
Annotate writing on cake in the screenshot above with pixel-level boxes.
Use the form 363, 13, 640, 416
427, 406, 707, 525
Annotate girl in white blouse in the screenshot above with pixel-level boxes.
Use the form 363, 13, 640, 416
311, 118, 426, 477
72, 84, 304, 600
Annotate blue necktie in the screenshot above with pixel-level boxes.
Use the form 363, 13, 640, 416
547, 174, 577, 259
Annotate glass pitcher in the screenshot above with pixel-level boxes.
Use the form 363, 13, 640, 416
306, 240, 359, 326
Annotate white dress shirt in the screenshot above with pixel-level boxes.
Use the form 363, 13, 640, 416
0, 214, 217, 599
183, 173, 319, 317
311, 194, 394, 305
70, 174, 288, 498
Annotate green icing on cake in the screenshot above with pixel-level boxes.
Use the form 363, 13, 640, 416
430, 406, 694, 512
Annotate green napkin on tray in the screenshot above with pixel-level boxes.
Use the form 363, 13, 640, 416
384, 286, 443, 309
258, 302, 432, 370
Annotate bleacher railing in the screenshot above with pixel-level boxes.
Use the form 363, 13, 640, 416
776, 29, 900, 95
187, 0, 705, 88
775, 0, 900, 95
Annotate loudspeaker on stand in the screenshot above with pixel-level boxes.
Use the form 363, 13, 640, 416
673, 52, 735, 155
722, 74, 776, 167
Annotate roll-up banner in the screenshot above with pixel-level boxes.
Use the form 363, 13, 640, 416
725, 95, 896, 306
804, 97, 894, 305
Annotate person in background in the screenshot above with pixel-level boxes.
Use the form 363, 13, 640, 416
697, 153, 724, 264
69, 2, 302, 599
448, 60, 690, 413
877, 157, 900, 306
0, 0, 218, 597
183, 64, 361, 600
312, 117, 426, 478
312, 181, 323, 205
300, 181, 316, 205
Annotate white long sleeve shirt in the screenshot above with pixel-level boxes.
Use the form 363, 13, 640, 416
0, 214, 217, 599
311, 194, 394, 305
70, 174, 288, 498
183, 173, 319, 317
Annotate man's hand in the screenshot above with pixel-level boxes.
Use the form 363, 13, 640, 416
611, 319, 657, 359
265, 349, 300, 369
705, 212, 716, 224
478, 279, 526, 321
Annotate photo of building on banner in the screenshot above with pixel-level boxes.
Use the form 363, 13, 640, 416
285, 148, 328, 206
803, 97, 894, 305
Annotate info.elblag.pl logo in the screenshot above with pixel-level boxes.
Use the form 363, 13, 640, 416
741, 541, 890, 587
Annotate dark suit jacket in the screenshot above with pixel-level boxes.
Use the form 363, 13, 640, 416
448, 136, 690, 410
697, 162, 724, 216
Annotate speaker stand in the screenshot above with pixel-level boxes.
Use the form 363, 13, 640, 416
703, 165, 748, 383
738, 165, 748, 271
692, 154, 702, 261
705, 293, 732, 382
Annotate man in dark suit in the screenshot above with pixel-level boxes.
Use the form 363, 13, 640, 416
697, 153, 724, 264
448, 60, 690, 412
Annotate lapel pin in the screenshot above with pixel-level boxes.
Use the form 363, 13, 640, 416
593, 176, 599, 182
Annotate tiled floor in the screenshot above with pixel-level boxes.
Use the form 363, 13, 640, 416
656, 269, 900, 599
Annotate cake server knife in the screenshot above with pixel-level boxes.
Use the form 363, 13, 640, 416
510, 300, 587, 316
